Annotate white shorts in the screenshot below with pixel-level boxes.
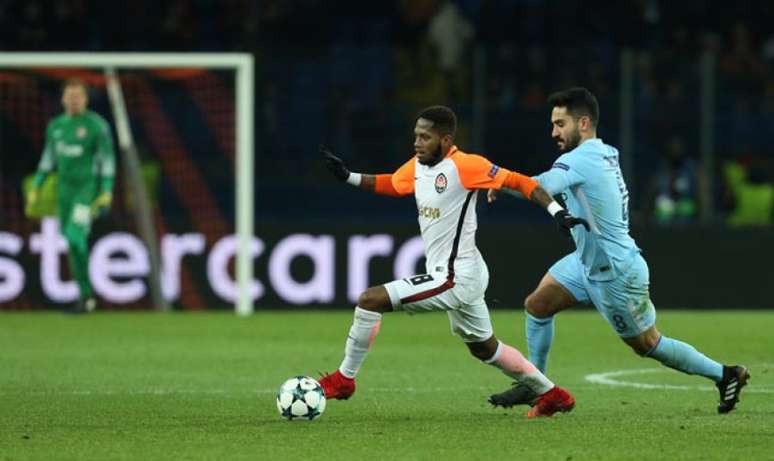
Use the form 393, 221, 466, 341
383, 258, 493, 343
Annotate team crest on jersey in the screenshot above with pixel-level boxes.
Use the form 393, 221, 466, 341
434, 173, 447, 193
76, 126, 87, 138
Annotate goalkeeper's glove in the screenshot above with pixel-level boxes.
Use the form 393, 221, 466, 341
91, 192, 113, 218
320, 145, 350, 182
25, 187, 40, 218
553, 209, 590, 235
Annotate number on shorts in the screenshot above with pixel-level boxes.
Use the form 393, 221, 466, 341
406, 274, 434, 286
612, 314, 627, 333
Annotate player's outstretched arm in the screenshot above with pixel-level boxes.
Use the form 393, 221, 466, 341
497, 170, 589, 233
527, 185, 555, 208
453, 153, 588, 234
320, 145, 404, 196
487, 187, 525, 203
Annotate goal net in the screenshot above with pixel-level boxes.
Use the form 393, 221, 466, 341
0, 53, 254, 314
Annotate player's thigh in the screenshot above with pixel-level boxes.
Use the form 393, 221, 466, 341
60, 200, 92, 242
446, 296, 494, 343
526, 254, 589, 316
587, 254, 656, 338
383, 273, 457, 314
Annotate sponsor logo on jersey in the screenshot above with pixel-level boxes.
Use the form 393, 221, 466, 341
488, 165, 500, 178
76, 126, 87, 139
434, 173, 447, 193
418, 206, 441, 219
55, 141, 84, 157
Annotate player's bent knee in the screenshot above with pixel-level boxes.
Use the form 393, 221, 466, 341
631, 342, 654, 356
357, 287, 390, 312
357, 290, 377, 310
524, 293, 552, 318
466, 344, 491, 361
624, 330, 661, 356
466, 337, 498, 361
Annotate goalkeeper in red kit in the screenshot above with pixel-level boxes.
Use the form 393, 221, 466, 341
26, 78, 116, 313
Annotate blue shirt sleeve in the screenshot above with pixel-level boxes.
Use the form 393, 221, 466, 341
533, 153, 585, 195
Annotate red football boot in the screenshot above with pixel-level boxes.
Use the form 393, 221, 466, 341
526, 386, 575, 418
319, 370, 356, 400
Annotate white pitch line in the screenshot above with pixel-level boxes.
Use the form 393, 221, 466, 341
584, 367, 774, 393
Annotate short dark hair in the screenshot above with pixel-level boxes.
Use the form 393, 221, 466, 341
547, 87, 599, 128
417, 105, 457, 137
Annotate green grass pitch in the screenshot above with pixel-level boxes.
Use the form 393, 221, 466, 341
1, 310, 772, 460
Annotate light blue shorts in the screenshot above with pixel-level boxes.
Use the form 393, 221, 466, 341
549, 253, 656, 338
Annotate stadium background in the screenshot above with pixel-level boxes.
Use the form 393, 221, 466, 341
0, 0, 772, 310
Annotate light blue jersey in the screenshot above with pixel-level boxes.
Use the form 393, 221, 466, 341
524, 120, 724, 385
535, 138, 640, 282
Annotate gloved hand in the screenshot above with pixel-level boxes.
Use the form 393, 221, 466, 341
553, 209, 590, 235
91, 192, 112, 217
320, 145, 350, 182
25, 187, 40, 218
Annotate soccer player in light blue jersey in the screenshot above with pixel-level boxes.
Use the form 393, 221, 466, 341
487, 87, 749, 414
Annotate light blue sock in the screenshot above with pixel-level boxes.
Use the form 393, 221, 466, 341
645, 335, 723, 382
525, 312, 555, 374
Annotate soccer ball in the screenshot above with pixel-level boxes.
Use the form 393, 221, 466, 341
276, 376, 326, 421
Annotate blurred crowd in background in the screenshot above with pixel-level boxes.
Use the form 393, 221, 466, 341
2, 0, 772, 225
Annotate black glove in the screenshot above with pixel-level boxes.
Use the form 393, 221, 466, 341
552, 193, 568, 209
320, 145, 350, 182
553, 209, 590, 235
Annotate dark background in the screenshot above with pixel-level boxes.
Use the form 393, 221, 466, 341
0, 0, 772, 309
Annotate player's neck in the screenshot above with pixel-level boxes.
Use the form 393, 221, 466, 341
579, 133, 597, 145
422, 156, 444, 167
421, 145, 455, 167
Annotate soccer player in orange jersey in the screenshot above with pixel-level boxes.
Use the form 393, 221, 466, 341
319, 106, 587, 417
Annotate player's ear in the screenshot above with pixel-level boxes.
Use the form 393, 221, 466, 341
579, 116, 591, 132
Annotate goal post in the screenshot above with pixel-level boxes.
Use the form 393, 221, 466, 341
0, 53, 255, 315
104, 66, 169, 312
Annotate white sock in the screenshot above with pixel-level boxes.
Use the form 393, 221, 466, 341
484, 340, 554, 395
339, 307, 382, 378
